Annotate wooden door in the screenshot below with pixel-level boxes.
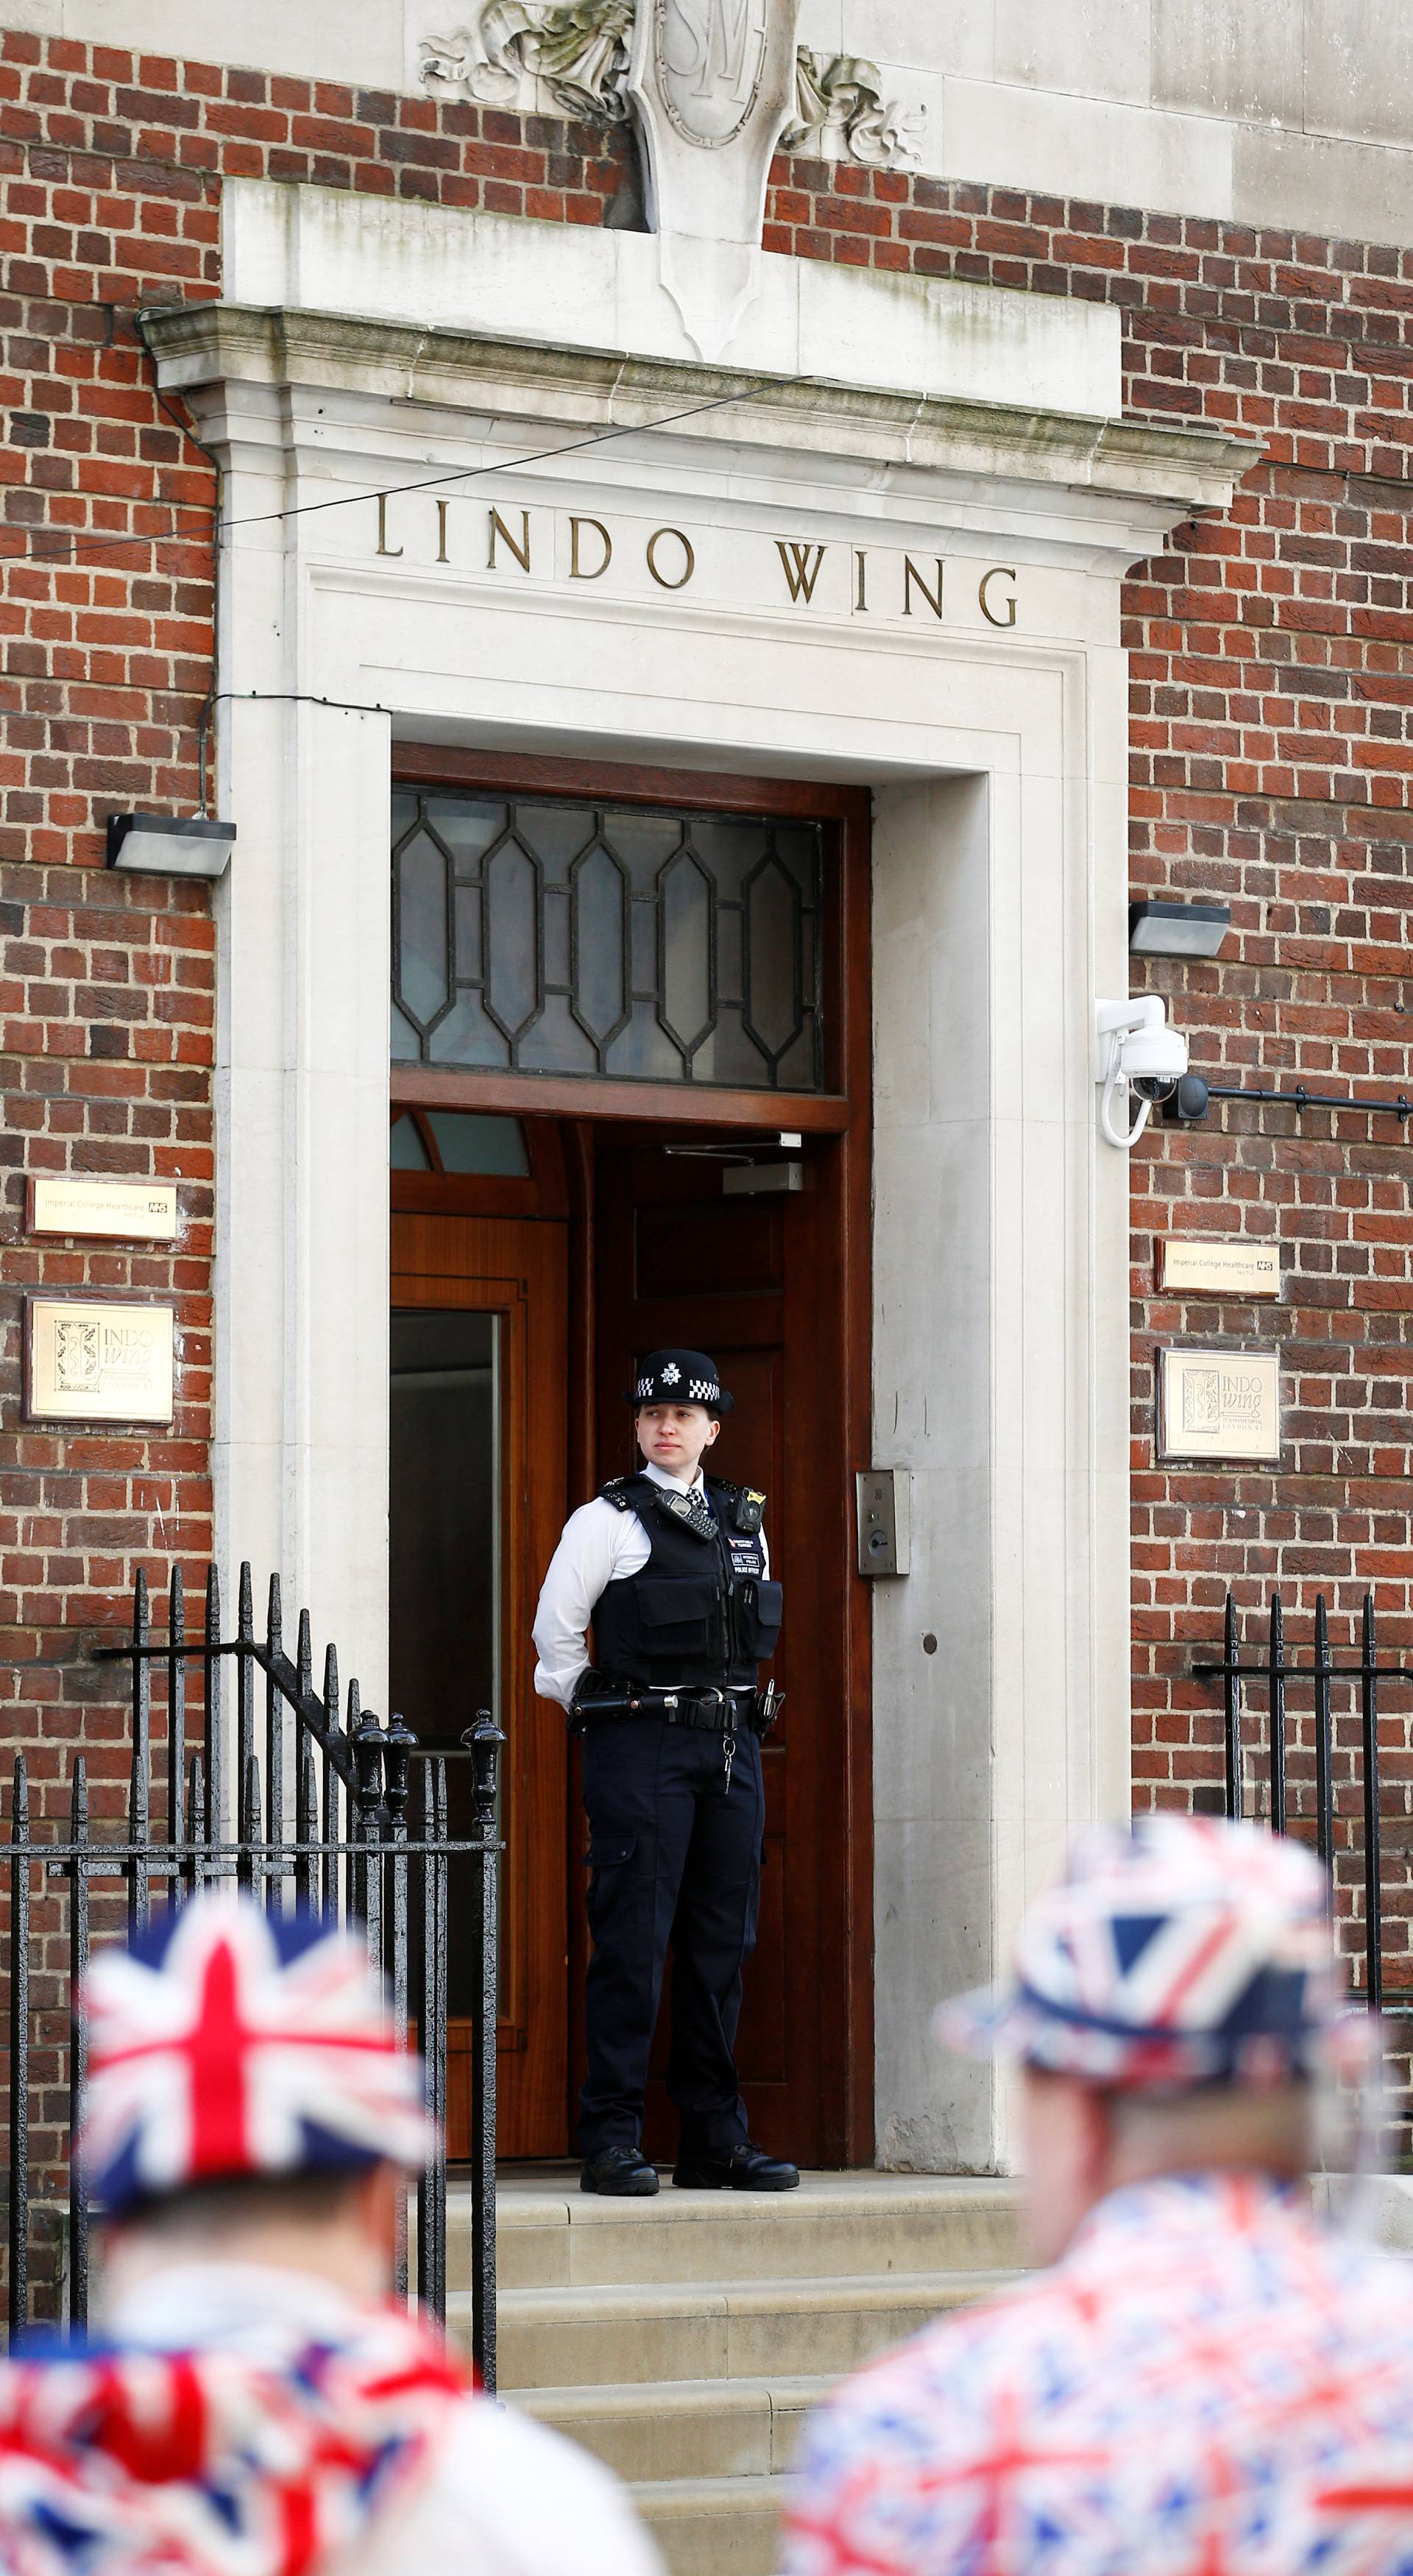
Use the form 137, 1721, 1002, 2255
391, 1178, 569, 2159
589, 1133, 857, 2166
390, 753, 874, 2165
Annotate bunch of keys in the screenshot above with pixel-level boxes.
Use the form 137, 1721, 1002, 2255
722, 1731, 736, 1795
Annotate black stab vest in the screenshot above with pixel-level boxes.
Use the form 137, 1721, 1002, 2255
592, 1474, 782, 1692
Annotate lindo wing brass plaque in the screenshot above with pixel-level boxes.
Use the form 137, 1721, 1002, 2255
26, 1298, 174, 1424
1158, 1345, 1280, 1464
1158, 1239, 1280, 1298
28, 1177, 178, 1241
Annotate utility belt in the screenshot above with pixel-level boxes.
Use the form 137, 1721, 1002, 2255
572, 1679, 782, 1738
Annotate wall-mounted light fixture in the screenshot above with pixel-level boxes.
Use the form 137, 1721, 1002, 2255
106, 813, 236, 878
1128, 899, 1230, 959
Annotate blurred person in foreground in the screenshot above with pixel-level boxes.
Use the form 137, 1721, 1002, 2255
0, 1894, 662, 2576
782, 1813, 1413, 2576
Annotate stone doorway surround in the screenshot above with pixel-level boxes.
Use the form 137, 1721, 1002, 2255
144, 182, 1252, 2170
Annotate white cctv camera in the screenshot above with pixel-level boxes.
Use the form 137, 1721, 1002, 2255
1094, 997, 1189, 1149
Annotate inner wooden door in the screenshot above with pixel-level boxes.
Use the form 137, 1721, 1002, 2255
587, 1130, 860, 2168
390, 1136, 569, 2159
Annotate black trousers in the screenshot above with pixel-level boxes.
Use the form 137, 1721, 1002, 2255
578, 1713, 764, 2156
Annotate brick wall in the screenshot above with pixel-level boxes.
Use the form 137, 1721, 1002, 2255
765, 152, 1413, 2001
0, 33, 1409, 2078
0, 37, 640, 2282
0, 33, 639, 1806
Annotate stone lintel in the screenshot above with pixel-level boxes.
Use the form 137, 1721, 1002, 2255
142, 300, 1261, 537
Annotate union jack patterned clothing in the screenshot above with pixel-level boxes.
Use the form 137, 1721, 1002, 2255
0, 2264, 665, 2576
782, 2171, 1413, 2576
0, 2275, 464, 2576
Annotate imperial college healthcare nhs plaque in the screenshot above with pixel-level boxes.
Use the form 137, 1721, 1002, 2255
26, 1297, 175, 1425
28, 1176, 178, 1242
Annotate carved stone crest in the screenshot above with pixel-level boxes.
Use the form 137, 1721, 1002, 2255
651, 0, 768, 149
627, 0, 801, 358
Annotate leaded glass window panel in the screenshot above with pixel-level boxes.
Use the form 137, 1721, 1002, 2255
390, 791, 825, 1091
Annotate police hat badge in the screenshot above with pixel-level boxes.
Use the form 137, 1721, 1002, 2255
626, 1348, 734, 1415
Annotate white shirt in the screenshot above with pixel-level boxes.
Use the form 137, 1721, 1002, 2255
102, 2260, 664, 2576
532, 1459, 768, 1710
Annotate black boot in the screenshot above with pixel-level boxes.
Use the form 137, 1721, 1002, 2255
673, 2138, 800, 2191
581, 2144, 660, 2197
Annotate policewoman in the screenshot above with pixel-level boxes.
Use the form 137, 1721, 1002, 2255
533, 1349, 798, 2198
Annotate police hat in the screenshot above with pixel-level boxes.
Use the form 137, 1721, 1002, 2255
627, 1349, 734, 1415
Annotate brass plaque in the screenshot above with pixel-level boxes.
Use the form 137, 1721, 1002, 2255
1158, 1345, 1280, 1464
28, 1177, 178, 1242
26, 1298, 175, 1424
1158, 1239, 1280, 1298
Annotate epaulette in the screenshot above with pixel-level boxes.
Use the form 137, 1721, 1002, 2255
600, 1476, 637, 1514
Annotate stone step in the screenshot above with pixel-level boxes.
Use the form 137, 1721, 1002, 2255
515, 2370, 825, 2483
471, 2265, 1014, 2391
476, 2170, 1018, 2293
629, 2473, 801, 2576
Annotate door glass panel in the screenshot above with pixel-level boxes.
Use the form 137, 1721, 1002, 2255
390, 1111, 531, 1175
390, 1109, 432, 1170
390, 790, 825, 1091
424, 1111, 529, 1175
389, 1309, 500, 2014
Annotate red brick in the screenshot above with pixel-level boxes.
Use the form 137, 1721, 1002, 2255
0, 39, 1410, 1928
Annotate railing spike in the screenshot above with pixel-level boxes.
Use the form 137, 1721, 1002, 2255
1222, 1589, 1241, 1822
321, 1641, 340, 1919
10, 1749, 32, 2338
1361, 1590, 1383, 2014
186, 1751, 205, 1894
70, 1752, 88, 1838
68, 1752, 91, 2326
203, 1561, 223, 1847
1268, 1594, 1286, 1836
1313, 1594, 1334, 1870
297, 1737, 318, 1911
239, 1753, 262, 1897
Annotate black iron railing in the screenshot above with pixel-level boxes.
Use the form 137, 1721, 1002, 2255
4, 1564, 503, 2386
1195, 1590, 1413, 2012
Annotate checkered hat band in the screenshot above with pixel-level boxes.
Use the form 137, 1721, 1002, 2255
628, 1350, 730, 1409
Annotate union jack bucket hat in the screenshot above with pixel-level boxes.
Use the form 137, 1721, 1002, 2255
77, 1896, 436, 2216
936, 1814, 1353, 2091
